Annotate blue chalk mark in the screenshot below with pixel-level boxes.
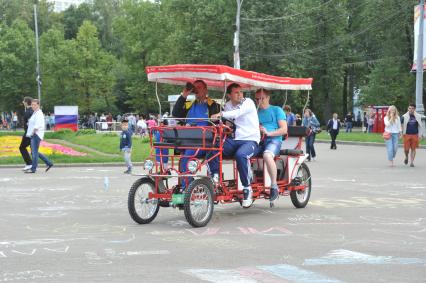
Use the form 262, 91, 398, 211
304, 249, 426, 266
258, 264, 344, 283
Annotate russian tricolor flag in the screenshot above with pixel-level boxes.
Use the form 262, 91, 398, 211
54, 106, 78, 132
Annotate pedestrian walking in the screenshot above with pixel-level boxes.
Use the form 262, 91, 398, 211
401, 103, 423, 167
383, 105, 401, 167
344, 112, 353, 132
120, 119, 133, 174
25, 99, 53, 173
20, 97, 33, 171
12, 112, 18, 131
302, 109, 320, 161
367, 113, 375, 133
327, 113, 340, 149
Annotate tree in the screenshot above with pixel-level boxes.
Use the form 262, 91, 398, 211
62, 3, 95, 40
74, 21, 117, 113
0, 20, 36, 111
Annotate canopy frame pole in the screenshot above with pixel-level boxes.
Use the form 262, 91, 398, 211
302, 90, 310, 114
155, 80, 162, 119
221, 79, 227, 114
282, 90, 288, 108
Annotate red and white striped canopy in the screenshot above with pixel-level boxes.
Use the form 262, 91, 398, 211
145, 64, 313, 91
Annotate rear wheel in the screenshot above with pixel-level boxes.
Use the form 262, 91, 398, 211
128, 178, 160, 224
290, 163, 311, 208
184, 179, 214, 227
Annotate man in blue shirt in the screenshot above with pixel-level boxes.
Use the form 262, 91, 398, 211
255, 89, 287, 203
172, 80, 220, 188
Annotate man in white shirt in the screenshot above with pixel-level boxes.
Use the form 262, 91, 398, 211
210, 83, 260, 207
25, 99, 53, 173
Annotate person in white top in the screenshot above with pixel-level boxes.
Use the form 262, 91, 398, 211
210, 83, 260, 208
383, 105, 402, 167
25, 99, 53, 173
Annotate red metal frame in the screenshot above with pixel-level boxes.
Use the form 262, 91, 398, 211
146, 123, 308, 204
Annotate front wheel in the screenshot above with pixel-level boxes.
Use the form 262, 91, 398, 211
184, 179, 214, 227
290, 163, 312, 208
128, 177, 160, 224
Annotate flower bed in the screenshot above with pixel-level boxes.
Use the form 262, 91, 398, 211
0, 136, 87, 157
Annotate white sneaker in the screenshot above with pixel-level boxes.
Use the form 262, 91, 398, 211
23, 165, 32, 171
212, 173, 219, 184
242, 187, 253, 208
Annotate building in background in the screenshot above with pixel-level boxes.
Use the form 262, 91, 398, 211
50, 0, 90, 12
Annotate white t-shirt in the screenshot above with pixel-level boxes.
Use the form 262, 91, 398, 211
384, 116, 401, 134
26, 109, 45, 140
222, 98, 260, 143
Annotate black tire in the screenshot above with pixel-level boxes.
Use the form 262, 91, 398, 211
128, 177, 160, 224
184, 179, 214, 228
290, 163, 311, 208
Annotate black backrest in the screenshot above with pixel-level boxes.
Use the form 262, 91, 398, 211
287, 126, 309, 137
161, 128, 214, 147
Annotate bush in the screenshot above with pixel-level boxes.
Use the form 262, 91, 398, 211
141, 137, 150, 143
102, 132, 119, 137
46, 128, 74, 139
76, 129, 96, 135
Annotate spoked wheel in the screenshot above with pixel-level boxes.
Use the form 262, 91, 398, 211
128, 177, 160, 224
290, 163, 312, 208
184, 179, 214, 228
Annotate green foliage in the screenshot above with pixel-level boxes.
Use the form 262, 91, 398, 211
0, 20, 36, 111
45, 128, 73, 139
75, 129, 96, 135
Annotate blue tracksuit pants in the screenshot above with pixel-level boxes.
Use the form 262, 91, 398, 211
208, 139, 258, 187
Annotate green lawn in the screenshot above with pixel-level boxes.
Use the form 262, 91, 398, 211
0, 129, 151, 164
316, 131, 426, 145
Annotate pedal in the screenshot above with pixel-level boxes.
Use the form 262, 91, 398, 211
159, 200, 170, 207
290, 177, 302, 186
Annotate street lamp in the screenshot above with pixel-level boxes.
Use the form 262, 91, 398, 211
33, 0, 42, 105
234, 0, 243, 69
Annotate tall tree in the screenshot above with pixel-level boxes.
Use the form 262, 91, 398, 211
0, 20, 36, 111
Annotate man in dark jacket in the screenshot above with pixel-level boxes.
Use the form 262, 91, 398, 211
327, 113, 341, 150
20, 97, 33, 170
172, 80, 221, 188
172, 80, 220, 124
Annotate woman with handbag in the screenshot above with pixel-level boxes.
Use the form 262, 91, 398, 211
302, 108, 321, 161
383, 105, 402, 167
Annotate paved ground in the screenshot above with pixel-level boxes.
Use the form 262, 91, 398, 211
0, 143, 425, 283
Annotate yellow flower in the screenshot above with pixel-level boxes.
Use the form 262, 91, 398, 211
0, 136, 63, 157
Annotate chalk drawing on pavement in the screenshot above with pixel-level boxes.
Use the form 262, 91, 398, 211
183, 264, 344, 283
303, 249, 426, 266
0, 270, 64, 282
85, 249, 170, 265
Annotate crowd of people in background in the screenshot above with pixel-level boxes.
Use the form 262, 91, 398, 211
78, 112, 167, 137
1, 111, 54, 131
0, 111, 18, 131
